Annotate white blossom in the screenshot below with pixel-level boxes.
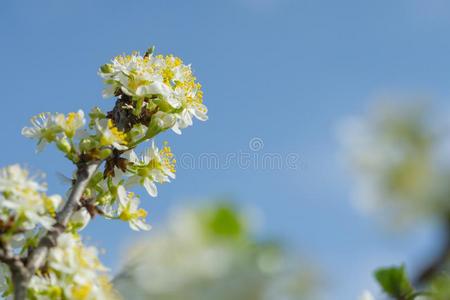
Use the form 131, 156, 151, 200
0, 165, 61, 230
99, 50, 207, 134
55, 110, 86, 138
339, 102, 450, 223
126, 141, 175, 197
21, 112, 61, 151
117, 186, 150, 231
95, 119, 128, 150
114, 204, 318, 300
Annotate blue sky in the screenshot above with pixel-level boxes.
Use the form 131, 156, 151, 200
1, 0, 450, 298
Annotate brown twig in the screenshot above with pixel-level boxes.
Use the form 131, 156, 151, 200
414, 216, 450, 286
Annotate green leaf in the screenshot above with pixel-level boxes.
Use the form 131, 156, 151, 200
374, 265, 415, 299
202, 204, 245, 240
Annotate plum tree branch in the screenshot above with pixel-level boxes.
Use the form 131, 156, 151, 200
0, 243, 29, 300
8, 160, 101, 300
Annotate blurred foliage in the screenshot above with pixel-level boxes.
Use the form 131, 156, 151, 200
113, 202, 319, 300
373, 265, 450, 300
344, 100, 450, 299
374, 265, 415, 299
429, 275, 450, 300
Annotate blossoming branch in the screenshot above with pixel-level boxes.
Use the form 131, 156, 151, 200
0, 47, 208, 299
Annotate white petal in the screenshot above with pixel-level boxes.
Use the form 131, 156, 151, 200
113, 142, 128, 150
136, 82, 171, 97
21, 127, 37, 138
48, 194, 63, 210
171, 123, 182, 135
143, 178, 157, 197
193, 108, 208, 121
70, 208, 91, 230
117, 185, 128, 204
130, 220, 151, 231
102, 85, 116, 99
166, 95, 181, 108
125, 150, 139, 163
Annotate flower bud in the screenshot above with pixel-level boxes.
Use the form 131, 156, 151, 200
89, 107, 106, 128
99, 148, 113, 160
100, 64, 113, 74
147, 112, 176, 138
97, 193, 113, 206
79, 138, 95, 152
70, 207, 91, 230
56, 138, 72, 154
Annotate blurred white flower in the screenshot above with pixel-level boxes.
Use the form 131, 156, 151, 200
114, 203, 318, 300
359, 290, 375, 300
339, 101, 450, 223
33, 233, 114, 300
0, 165, 61, 230
0, 164, 46, 193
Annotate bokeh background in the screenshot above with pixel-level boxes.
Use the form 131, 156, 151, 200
1, 1, 450, 298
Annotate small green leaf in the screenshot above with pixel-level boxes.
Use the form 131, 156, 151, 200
374, 265, 415, 299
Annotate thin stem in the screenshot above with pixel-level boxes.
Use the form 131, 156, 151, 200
57, 162, 100, 226
414, 216, 450, 286
127, 130, 160, 148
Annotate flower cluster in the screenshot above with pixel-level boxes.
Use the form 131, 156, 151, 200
0, 46, 209, 299
22, 112, 170, 232
22, 109, 124, 161
99, 49, 208, 134
125, 141, 176, 197
74, 140, 176, 232
27, 233, 114, 300
20, 47, 207, 234
22, 111, 85, 153
0, 164, 62, 232
0, 166, 112, 299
